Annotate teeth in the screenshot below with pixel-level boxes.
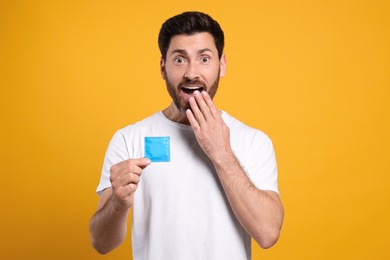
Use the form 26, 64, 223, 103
183, 86, 202, 90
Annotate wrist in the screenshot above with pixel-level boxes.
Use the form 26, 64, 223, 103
110, 194, 131, 214
212, 149, 238, 171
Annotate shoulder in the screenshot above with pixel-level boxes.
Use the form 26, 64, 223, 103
116, 112, 162, 136
222, 111, 276, 165
222, 111, 271, 143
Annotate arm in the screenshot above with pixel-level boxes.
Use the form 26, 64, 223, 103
89, 158, 151, 254
89, 188, 129, 254
212, 154, 284, 248
186, 90, 284, 248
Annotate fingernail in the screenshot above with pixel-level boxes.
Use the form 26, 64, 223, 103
194, 90, 200, 96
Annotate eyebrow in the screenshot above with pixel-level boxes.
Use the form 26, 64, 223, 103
170, 48, 215, 56
198, 48, 214, 54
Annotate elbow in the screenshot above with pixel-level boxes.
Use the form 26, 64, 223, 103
258, 234, 280, 249
253, 227, 281, 249
95, 247, 111, 255
89, 223, 114, 255
91, 238, 113, 255
89, 218, 126, 255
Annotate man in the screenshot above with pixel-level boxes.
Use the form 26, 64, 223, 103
90, 11, 284, 260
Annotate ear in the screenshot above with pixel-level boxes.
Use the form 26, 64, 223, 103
219, 54, 226, 78
160, 57, 166, 80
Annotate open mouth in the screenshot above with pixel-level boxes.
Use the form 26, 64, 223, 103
181, 86, 204, 95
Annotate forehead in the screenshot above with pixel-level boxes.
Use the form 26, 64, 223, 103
167, 32, 217, 55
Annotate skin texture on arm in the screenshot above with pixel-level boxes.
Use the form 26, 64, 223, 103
186, 90, 284, 248
89, 188, 129, 254
89, 158, 150, 254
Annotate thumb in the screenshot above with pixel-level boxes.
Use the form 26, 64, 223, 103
135, 157, 151, 169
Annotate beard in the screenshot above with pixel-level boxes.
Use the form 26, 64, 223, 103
164, 71, 220, 112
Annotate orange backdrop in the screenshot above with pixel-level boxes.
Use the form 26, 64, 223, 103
1, 0, 389, 259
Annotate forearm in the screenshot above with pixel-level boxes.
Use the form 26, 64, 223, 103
185, 91, 283, 247
89, 194, 130, 254
213, 153, 284, 249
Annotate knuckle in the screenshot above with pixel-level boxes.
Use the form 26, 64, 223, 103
118, 190, 128, 199
197, 134, 205, 141
109, 172, 119, 183
125, 160, 132, 168
110, 164, 117, 174
132, 175, 141, 184
128, 163, 136, 171
129, 183, 138, 192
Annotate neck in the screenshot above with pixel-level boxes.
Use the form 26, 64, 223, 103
162, 103, 190, 125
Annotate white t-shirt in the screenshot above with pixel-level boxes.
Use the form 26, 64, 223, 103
97, 111, 279, 260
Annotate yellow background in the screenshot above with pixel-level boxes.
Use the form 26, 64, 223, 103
1, 0, 389, 259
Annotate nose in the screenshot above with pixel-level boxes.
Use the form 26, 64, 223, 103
184, 62, 199, 81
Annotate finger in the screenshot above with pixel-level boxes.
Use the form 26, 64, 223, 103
189, 96, 206, 127
186, 108, 200, 131
124, 173, 141, 185
201, 91, 219, 119
111, 171, 141, 189
111, 157, 151, 174
120, 162, 143, 176
123, 158, 151, 175
130, 157, 151, 168
116, 183, 137, 199
111, 159, 150, 185
193, 90, 212, 121
127, 183, 138, 193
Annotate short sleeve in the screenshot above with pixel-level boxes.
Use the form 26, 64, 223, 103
244, 132, 279, 194
96, 131, 130, 195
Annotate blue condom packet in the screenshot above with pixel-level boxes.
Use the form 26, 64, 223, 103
144, 136, 170, 162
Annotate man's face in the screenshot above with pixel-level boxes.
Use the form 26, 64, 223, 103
161, 32, 226, 112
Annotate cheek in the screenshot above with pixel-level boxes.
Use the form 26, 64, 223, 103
165, 74, 180, 87
204, 67, 220, 82
165, 67, 184, 83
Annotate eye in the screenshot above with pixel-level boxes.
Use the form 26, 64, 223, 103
174, 57, 186, 64
200, 56, 210, 63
